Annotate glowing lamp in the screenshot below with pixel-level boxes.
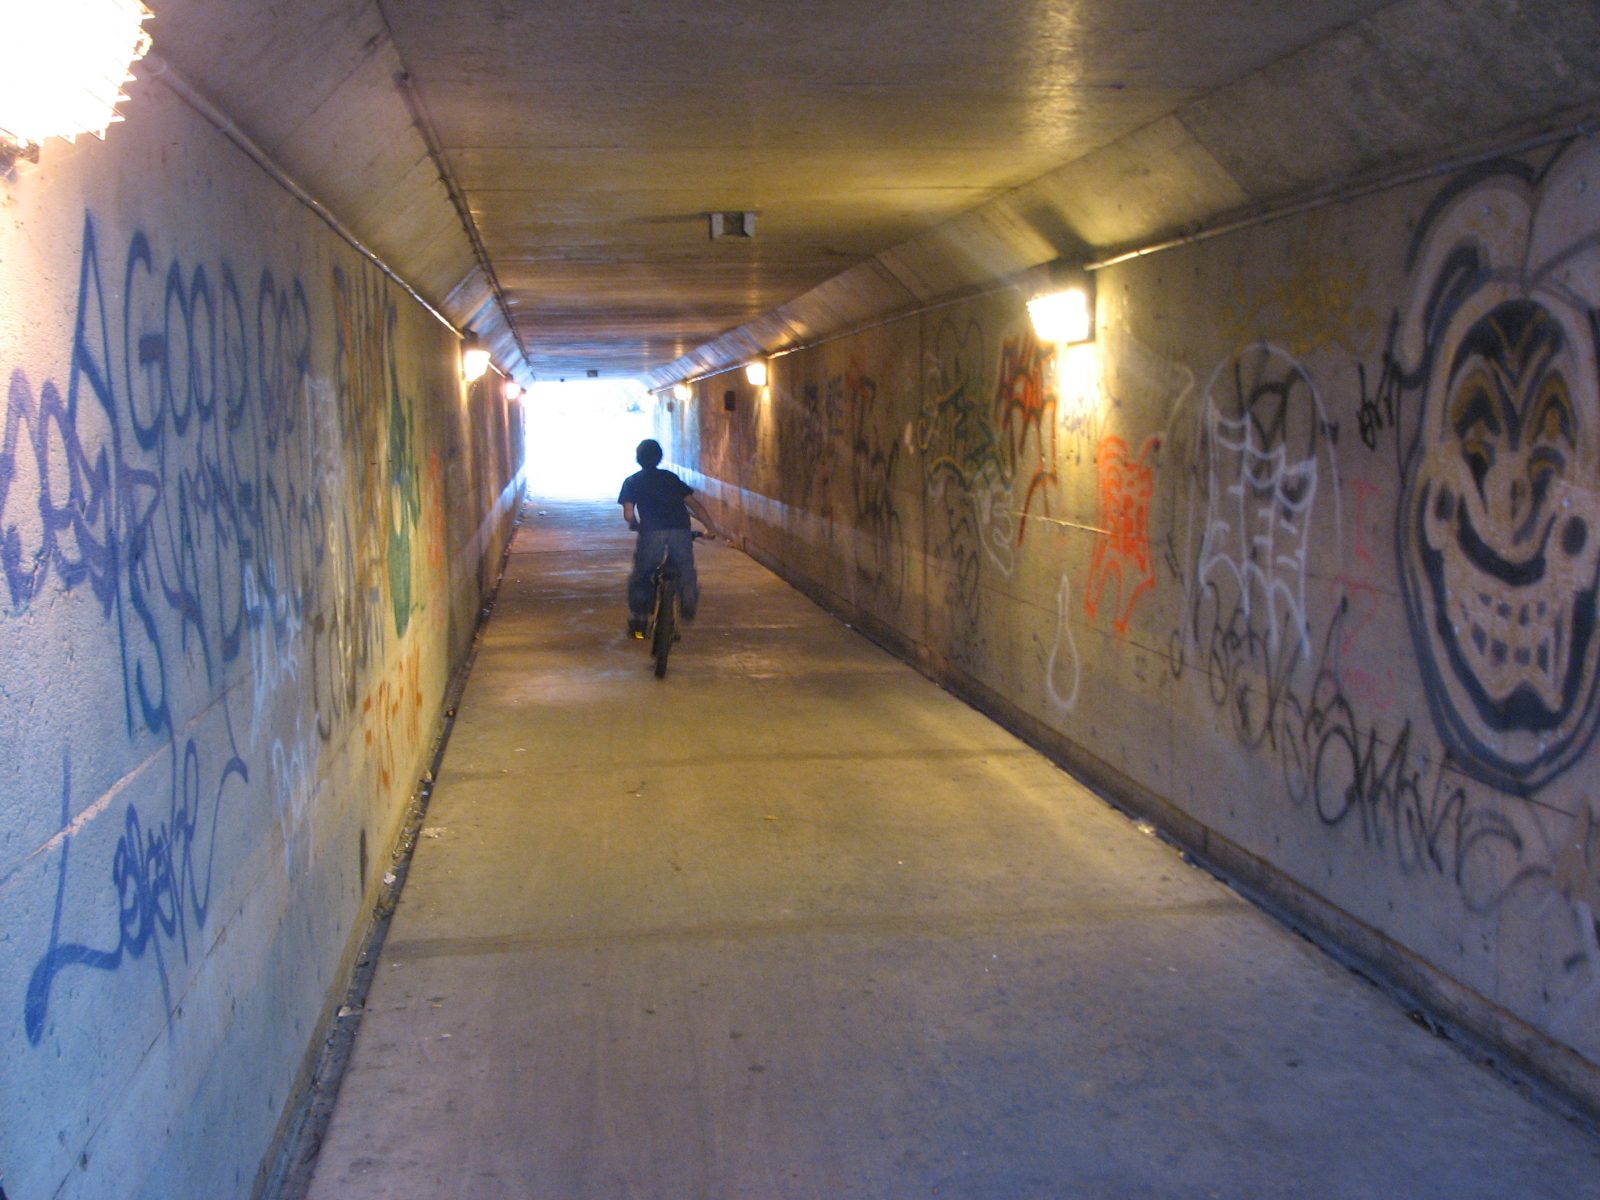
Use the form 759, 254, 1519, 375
1027, 287, 1093, 344
0, 0, 153, 163
744, 360, 768, 387
461, 333, 491, 382
503, 380, 522, 401
673, 382, 692, 402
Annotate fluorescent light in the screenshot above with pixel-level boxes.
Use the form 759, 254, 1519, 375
1027, 287, 1093, 344
0, 0, 153, 157
744, 360, 768, 387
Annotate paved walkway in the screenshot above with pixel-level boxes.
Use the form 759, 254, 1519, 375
301, 498, 1600, 1200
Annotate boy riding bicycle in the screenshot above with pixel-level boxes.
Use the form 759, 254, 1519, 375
618, 438, 717, 638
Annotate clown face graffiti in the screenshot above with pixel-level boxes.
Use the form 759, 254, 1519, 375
1401, 281, 1600, 793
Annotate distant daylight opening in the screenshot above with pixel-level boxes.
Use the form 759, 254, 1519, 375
523, 378, 655, 499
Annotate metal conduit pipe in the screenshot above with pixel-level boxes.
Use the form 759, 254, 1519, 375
140, 50, 460, 336
1086, 111, 1600, 272
663, 109, 1600, 393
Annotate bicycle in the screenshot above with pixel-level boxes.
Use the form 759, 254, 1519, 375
641, 531, 702, 679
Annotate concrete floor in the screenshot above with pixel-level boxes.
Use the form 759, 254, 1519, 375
300, 498, 1600, 1200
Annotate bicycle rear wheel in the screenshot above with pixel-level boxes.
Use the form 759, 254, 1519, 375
651, 577, 677, 677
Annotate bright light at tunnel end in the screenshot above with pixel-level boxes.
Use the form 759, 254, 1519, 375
0, 0, 154, 164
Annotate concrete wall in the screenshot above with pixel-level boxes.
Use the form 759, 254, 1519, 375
667, 139, 1600, 1111
0, 81, 523, 1199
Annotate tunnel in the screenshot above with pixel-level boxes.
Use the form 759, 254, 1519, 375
2, 2, 1600, 1197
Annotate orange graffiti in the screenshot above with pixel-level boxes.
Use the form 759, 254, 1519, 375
994, 329, 1057, 544
1085, 434, 1159, 636
361, 645, 425, 793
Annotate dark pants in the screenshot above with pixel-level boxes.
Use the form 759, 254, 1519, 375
628, 529, 699, 621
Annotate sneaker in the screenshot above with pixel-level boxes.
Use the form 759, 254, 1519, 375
627, 618, 647, 639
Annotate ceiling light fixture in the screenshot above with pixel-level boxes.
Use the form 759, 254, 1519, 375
0, 0, 154, 168
461, 332, 491, 382
709, 211, 757, 240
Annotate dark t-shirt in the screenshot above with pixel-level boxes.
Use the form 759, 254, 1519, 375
618, 467, 693, 534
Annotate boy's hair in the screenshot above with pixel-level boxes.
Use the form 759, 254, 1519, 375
635, 438, 664, 468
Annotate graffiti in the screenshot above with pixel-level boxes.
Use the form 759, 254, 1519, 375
362, 644, 424, 794
1355, 319, 1408, 452
1167, 324, 1600, 1028
25, 744, 231, 1044
844, 363, 905, 611
776, 375, 844, 519
1, 214, 378, 1040
924, 461, 985, 657
1085, 435, 1160, 636
331, 264, 422, 639
1278, 602, 1435, 845
245, 558, 304, 736
920, 315, 1060, 584
0, 215, 329, 751
1045, 575, 1081, 712
993, 328, 1058, 544
922, 317, 1007, 570
1545, 801, 1600, 1028
1180, 570, 1555, 916
1396, 149, 1600, 794
1059, 395, 1107, 470
272, 712, 320, 876
1193, 346, 1339, 661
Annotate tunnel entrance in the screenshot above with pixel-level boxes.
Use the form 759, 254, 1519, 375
522, 377, 654, 498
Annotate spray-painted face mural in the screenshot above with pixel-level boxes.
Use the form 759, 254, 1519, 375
1399, 149, 1600, 793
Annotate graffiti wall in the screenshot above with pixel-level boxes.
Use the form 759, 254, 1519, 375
0, 84, 522, 1199
676, 140, 1600, 1105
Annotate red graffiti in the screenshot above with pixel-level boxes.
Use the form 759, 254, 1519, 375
993, 329, 1057, 544
362, 645, 425, 792
1086, 434, 1160, 636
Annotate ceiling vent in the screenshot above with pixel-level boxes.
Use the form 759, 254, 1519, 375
709, 211, 757, 240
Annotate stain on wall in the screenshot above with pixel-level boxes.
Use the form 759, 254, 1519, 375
672, 140, 1600, 1103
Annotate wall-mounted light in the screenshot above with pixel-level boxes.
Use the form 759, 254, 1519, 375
0, 0, 154, 168
461, 332, 491, 382
1027, 284, 1094, 344
744, 360, 768, 387
503, 379, 523, 401
673, 381, 692, 402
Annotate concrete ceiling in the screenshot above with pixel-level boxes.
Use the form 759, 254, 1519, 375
144, 0, 1600, 384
